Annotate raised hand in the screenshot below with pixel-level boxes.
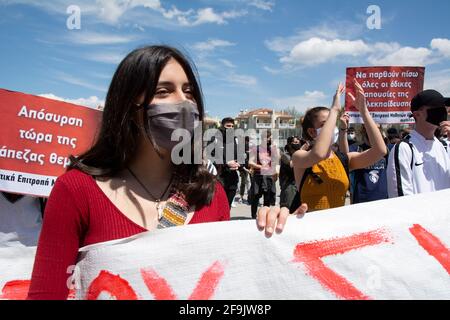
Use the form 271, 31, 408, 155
440, 121, 450, 137
347, 79, 367, 113
227, 160, 240, 171
332, 83, 345, 111
340, 112, 350, 130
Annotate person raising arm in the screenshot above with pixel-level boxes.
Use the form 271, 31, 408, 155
290, 79, 386, 212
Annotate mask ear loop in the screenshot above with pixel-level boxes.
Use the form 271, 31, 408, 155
139, 103, 165, 159
182, 103, 202, 177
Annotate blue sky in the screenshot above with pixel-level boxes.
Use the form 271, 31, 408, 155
0, 0, 449, 118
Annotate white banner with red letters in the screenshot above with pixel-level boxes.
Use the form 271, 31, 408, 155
1, 189, 449, 300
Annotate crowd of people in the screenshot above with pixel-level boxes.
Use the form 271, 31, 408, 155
213, 84, 450, 214
0, 45, 448, 300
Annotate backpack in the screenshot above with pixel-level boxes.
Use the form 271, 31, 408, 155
289, 151, 349, 213
393, 135, 414, 172
392, 134, 448, 197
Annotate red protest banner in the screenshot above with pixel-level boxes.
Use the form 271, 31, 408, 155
345, 66, 425, 124
0, 88, 102, 197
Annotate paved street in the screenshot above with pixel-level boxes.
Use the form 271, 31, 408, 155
229, 179, 282, 220
229, 196, 255, 220
229, 180, 351, 220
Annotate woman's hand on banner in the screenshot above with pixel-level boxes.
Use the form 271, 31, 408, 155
256, 203, 308, 237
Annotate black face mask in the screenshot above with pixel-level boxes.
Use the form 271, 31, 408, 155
426, 107, 448, 126
290, 143, 301, 152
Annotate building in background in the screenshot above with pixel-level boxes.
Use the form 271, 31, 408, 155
235, 108, 299, 146
204, 116, 220, 130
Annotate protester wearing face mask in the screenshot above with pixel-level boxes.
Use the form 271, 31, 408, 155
387, 90, 450, 198
27, 46, 297, 300
279, 136, 302, 211
346, 127, 357, 150
215, 117, 240, 207
288, 80, 386, 213
248, 131, 280, 219
386, 128, 401, 151
340, 123, 389, 204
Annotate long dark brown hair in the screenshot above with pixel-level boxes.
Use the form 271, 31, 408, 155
69, 45, 216, 208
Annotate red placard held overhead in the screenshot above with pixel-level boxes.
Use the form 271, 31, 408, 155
0, 88, 102, 197
345, 66, 425, 124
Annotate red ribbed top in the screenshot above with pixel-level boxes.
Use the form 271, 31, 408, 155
27, 169, 230, 300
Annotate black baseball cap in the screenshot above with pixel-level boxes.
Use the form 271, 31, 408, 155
411, 90, 450, 112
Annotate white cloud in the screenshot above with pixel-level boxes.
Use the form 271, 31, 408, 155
85, 52, 126, 64
131, 0, 162, 9
226, 73, 258, 86
96, 0, 129, 24
1, 0, 248, 27
368, 46, 432, 66
55, 73, 107, 93
297, 24, 341, 41
196, 60, 219, 73
93, 0, 175, 24
219, 59, 236, 68
263, 66, 285, 74
192, 40, 237, 73
39, 94, 105, 110
280, 37, 370, 66
189, 8, 247, 26
265, 36, 300, 54
265, 22, 364, 54
192, 39, 236, 52
266, 33, 450, 68
160, 6, 193, 19
194, 8, 228, 25
271, 91, 328, 113
0, 0, 98, 15
248, 0, 275, 11
425, 69, 450, 96
69, 32, 136, 45
431, 38, 450, 58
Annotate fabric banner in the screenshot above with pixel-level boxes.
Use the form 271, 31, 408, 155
1, 189, 449, 300
345, 66, 425, 124
0, 89, 102, 197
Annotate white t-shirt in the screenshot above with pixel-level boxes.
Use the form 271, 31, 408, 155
0, 194, 43, 247
387, 130, 450, 197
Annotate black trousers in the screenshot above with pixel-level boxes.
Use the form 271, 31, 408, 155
219, 170, 239, 208
250, 175, 276, 219
224, 187, 238, 208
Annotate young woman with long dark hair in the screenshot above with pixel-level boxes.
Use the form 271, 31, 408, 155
27, 46, 294, 300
